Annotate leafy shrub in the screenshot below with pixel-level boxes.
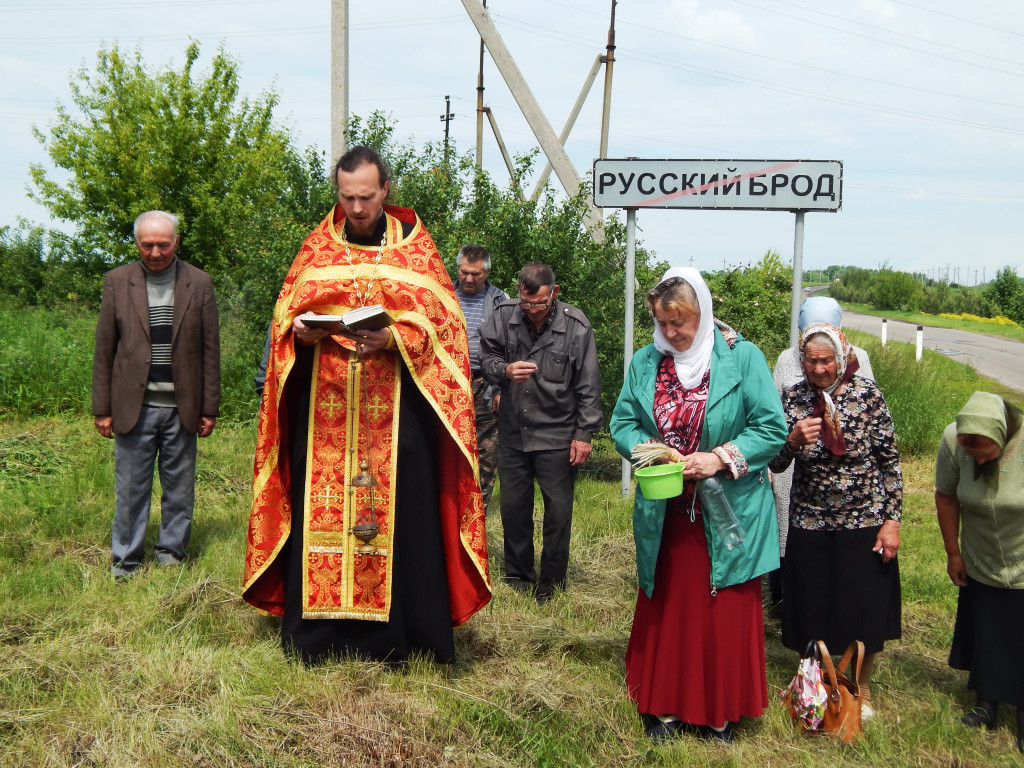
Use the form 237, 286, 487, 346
705, 250, 791, 365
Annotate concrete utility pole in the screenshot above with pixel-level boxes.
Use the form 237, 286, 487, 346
440, 95, 455, 164
331, 0, 349, 163
475, 0, 487, 168
459, 0, 603, 234
599, 0, 616, 160
529, 55, 603, 201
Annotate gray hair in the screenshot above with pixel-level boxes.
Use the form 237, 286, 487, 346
134, 211, 179, 240
803, 331, 837, 355
456, 244, 491, 271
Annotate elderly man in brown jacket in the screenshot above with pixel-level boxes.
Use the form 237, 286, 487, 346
92, 210, 220, 579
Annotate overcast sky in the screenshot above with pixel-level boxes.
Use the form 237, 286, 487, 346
1, 0, 1021, 284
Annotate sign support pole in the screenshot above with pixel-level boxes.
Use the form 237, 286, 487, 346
621, 207, 637, 497
789, 211, 805, 350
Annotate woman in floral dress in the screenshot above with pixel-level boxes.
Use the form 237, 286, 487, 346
769, 322, 903, 721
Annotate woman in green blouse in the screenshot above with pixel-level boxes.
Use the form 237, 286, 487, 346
936, 391, 1024, 753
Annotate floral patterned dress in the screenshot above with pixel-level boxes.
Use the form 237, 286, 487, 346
770, 375, 903, 654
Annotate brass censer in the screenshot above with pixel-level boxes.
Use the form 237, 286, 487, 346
348, 349, 379, 555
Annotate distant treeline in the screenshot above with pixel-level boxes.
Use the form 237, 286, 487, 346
821, 265, 1024, 324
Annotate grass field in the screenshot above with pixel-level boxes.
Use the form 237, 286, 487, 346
3, 304, 1023, 766
2, 428, 1023, 766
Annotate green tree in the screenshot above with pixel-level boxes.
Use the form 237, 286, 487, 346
984, 267, 1024, 324
0, 223, 45, 305
873, 268, 922, 311
30, 41, 322, 279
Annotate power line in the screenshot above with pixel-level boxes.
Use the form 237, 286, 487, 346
882, 0, 1024, 39
735, 0, 1024, 67
493, 14, 1024, 114
624, 48, 1024, 135
728, 0, 1024, 77
603, 19, 1024, 111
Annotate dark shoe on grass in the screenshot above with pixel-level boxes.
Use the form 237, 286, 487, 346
698, 723, 735, 744
962, 704, 996, 729
645, 719, 682, 744
505, 578, 534, 595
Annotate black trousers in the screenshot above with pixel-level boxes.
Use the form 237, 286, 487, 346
498, 443, 576, 591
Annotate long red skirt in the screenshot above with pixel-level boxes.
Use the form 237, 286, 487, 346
625, 508, 768, 726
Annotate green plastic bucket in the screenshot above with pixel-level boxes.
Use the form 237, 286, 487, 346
634, 463, 684, 499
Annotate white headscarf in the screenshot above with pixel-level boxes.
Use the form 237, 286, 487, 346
651, 266, 715, 389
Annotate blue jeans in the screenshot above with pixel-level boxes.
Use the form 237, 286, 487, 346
112, 405, 196, 575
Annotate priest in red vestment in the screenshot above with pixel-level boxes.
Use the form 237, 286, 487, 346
243, 146, 490, 664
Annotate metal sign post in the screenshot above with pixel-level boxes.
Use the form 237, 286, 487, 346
593, 158, 843, 496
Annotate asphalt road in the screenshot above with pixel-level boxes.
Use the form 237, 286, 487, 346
842, 311, 1024, 394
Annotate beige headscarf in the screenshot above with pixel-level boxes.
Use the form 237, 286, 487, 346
800, 322, 860, 456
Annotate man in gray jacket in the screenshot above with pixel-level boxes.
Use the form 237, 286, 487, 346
454, 244, 508, 510
480, 263, 602, 604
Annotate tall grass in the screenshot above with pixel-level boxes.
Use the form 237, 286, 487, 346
845, 329, 1024, 457
0, 305, 95, 417
0, 304, 261, 424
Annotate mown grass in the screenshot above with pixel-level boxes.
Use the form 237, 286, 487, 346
3, 417, 1023, 767
3, 304, 1024, 766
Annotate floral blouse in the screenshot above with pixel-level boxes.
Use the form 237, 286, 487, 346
769, 376, 902, 531
653, 356, 708, 513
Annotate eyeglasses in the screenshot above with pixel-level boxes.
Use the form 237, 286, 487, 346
519, 299, 553, 310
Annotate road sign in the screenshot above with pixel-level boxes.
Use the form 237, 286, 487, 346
593, 158, 842, 211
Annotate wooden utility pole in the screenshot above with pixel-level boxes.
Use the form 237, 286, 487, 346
331, 0, 349, 163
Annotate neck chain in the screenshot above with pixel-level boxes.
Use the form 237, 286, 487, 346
340, 216, 389, 307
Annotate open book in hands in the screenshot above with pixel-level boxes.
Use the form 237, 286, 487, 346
297, 305, 394, 333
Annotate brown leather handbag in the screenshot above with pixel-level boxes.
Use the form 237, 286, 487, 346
817, 639, 864, 742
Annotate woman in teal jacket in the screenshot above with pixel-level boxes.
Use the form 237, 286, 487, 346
611, 267, 786, 744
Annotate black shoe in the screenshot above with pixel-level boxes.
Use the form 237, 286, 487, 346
961, 705, 996, 729
505, 578, 534, 595
698, 723, 735, 744
645, 719, 682, 744
535, 588, 555, 605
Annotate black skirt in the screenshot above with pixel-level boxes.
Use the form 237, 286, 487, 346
948, 576, 1024, 708
782, 524, 902, 655
279, 346, 454, 665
